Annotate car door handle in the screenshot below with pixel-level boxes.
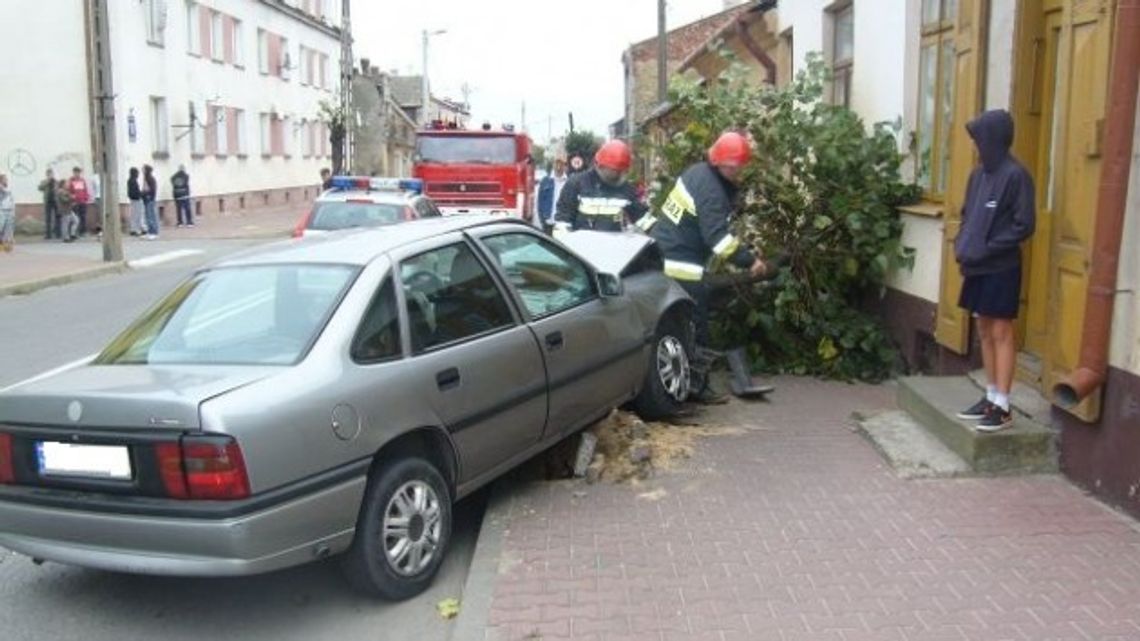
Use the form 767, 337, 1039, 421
545, 331, 564, 351
436, 367, 461, 391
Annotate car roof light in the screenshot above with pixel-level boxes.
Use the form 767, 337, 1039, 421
369, 177, 423, 195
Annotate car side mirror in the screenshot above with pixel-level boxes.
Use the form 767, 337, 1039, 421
596, 272, 623, 298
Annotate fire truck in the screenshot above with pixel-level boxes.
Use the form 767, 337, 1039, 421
412, 125, 535, 219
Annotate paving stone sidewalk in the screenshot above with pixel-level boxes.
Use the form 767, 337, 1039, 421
469, 377, 1140, 641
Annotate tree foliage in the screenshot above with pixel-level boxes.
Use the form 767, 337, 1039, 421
652, 54, 921, 381
563, 130, 601, 164
318, 99, 349, 174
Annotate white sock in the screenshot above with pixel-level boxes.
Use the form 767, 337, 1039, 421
986, 385, 997, 403
993, 392, 1010, 412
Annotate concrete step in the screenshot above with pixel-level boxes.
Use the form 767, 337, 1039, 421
897, 376, 1058, 475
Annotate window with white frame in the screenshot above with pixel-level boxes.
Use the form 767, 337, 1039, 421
829, 3, 854, 108
190, 101, 205, 155
145, 0, 168, 46
258, 29, 269, 74
282, 116, 293, 156
260, 113, 271, 155
186, 1, 199, 55
232, 19, 244, 66
150, 97, 169, 155
211, 11, 224, 62
299, 46, 309, 86
320, 53, 329, 90
301, 119, 311, 157
280, 37, 292, 80
232, 109, 246, 155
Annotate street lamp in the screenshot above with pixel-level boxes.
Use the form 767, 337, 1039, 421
421, 28, 447, 126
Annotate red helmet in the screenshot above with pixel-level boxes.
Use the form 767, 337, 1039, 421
594, 140, 632, 173
708, 131, 752, 167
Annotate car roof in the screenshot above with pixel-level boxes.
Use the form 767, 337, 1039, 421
315, 189, 419, 204
214, 215, 531, 268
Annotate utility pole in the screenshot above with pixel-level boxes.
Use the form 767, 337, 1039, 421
92, 0, 122, 263
568, 112, 575, 134
657, 0, 667, 103
421, 29, 446, 126
521, 101, 526, 132
339, 0, 353, 172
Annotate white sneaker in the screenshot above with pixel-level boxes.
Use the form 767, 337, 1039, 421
145, 234, 157, 240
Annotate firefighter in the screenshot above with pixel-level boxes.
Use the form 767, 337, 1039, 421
552, 140, 647, 237
639, 131, 768, 402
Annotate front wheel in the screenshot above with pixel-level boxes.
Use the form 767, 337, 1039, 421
340, 457, 452, 600
631, 313, 693, 420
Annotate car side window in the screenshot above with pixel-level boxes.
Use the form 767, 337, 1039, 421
480, 233, 596, 319
400, 242, 515, 353
351, 278, 402, 363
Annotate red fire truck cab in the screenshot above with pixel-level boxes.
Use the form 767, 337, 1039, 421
412, 126, 535, 219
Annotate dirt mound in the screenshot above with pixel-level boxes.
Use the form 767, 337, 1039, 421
586, 410, 744, 483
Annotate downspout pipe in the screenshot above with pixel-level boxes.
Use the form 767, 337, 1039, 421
1053, 0, 1140, 412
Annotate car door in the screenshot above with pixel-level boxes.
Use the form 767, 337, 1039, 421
393, 234, 548, 481
472, 229, 646, 438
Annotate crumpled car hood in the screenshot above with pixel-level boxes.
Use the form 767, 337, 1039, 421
558, 231, 655, 275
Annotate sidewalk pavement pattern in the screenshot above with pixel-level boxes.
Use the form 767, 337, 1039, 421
0, 204, 302, 296
468, 378, 1140, 641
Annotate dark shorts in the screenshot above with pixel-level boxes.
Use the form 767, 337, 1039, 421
959, 266, 1022, 319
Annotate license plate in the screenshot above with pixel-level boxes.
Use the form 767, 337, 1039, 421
37, 442, 133, 481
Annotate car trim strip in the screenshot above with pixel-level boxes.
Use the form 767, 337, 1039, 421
0, 456, 373, 520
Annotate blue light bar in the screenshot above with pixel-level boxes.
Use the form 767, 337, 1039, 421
329, 176, 423, 195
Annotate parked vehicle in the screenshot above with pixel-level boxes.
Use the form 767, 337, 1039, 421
0, 217, 693, 600
413, 125, 536, 219
293, 176, 441, 238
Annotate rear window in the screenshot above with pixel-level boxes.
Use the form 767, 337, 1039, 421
95, 264, 358, 366
416, 136, 517, 165
309, 201, 410, 231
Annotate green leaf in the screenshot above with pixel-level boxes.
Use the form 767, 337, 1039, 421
818, 336, 839, 361
813, 215, 833, 230
843, 257, 859, 277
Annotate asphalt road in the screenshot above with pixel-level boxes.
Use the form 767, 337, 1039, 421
0, 238, 485, 641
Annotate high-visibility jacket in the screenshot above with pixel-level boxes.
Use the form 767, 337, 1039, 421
552, 168, 647, 237
638, 161, 755, 282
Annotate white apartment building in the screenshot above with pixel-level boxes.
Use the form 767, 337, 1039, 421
1, 0, 341, 225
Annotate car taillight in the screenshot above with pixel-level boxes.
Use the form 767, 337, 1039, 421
292, 209, 314, 238
0, 433, 14, 484
156, 436, 250, 500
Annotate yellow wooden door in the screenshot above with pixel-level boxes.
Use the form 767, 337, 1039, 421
1045, 0, 1113, 422
934, 0, 988, 354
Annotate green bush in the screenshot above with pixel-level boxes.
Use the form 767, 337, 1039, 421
652, 53, 921, 381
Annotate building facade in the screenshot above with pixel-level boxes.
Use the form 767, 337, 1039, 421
778, 0, 1140, 516
0, 0, 340, 228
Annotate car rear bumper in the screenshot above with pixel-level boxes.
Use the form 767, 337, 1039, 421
0, 476, 366, 576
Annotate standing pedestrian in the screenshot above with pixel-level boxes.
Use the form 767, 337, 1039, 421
0, 174, 15, 253
320, 168, 333, 191
953, 109, 1036, 432
142, 164, 159, 239
127, 167, 145, 236
553, 140, 646, 236
171, 164, 193, 227
641, 131, 769, 403
89, 171, 102, 236
38, 168, 58, 239
535, 157, 568, 235
56, 180, 78, 242
67, 166, 90, 237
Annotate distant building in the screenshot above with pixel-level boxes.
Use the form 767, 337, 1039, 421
351, 61, 419, 177
0, 0, 342, 228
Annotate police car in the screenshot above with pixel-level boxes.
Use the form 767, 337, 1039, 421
293, 176, 443, 238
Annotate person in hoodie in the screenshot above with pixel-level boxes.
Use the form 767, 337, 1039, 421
127, 167, 144, 236
141, 164, 159, 239
171, 165, 193, 227
953, 109, 1036, 432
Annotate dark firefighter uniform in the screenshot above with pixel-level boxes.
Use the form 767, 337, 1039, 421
637, 161, 755, 344
552, 168, 647, 235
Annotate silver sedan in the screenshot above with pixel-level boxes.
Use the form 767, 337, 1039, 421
0, 216, 694, 599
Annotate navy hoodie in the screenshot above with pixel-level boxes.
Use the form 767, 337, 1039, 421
953, 110, 1036, 276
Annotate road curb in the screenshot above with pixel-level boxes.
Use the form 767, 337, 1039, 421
450, 483, 511, 641
0, 262, 129, 298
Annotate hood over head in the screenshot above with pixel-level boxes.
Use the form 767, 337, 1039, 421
966, 109, 1014, 173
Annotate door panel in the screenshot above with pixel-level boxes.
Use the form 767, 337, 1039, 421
1045, 1, 1111, 421
934, 0, 987, 354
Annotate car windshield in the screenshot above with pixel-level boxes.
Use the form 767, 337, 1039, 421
309, 201, 409, 230
416, 136, 516, 164
95, 264, 358, 366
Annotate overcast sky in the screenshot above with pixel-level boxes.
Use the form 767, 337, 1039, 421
350, 0, 737, 143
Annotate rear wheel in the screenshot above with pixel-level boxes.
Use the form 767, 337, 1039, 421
341, 457, 452, 600
631, 312, 693, 420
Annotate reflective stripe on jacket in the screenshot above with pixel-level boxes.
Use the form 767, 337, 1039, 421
554, 168, 647, 233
